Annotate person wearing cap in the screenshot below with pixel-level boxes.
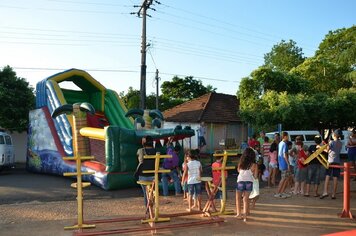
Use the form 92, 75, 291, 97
346, 128, 356, 179
320, 129, 343, 199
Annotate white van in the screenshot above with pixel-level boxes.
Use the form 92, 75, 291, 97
266, 130, 321, 148
0, 131, 15, 170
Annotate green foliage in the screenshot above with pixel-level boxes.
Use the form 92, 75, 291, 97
0, 66, 35, 131
316, 26, 356, 69
239, 26, 355, 131
161, 76, 216, 101
120, 76, 216, 111
264, 39, 305, 72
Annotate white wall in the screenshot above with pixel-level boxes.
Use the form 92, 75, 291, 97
163, 121, 199, 150
11, 131, 27, 163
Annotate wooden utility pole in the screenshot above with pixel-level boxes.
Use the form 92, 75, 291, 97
135, 0, 153, 109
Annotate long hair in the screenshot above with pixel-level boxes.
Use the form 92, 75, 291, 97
238, 147, 256, 170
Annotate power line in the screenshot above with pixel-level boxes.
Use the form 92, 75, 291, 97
12, 67, 240, 83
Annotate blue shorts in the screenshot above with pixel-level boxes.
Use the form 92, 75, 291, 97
325, 164, 340, 178
348, 152, 356, 162
188, 183, 202, 196
215, 189, 222, 200
236, 181, 253, 192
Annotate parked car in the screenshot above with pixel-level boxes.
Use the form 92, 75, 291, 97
266, 130, 321, 148
0, 131, 15, 171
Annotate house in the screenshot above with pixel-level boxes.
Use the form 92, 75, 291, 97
162, 92, 248, 153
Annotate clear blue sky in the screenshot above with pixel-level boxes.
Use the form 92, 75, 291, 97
0, 0, 355, 96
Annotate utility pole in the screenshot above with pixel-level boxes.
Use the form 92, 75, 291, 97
132, 0, 159, 109
155, 69, 159, 109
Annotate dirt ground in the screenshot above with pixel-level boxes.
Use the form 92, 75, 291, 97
1, 166, 356, 236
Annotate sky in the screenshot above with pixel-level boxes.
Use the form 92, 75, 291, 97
0, 0, 355, 96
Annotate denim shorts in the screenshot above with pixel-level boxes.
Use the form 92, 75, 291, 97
295, 167, 307, 182
236, 181, 253, 192
269, 162, 278, 169
188, 183, 202, 196
348, 152, 356, 162
325, 165, 340, 178
306, 164, 321, 185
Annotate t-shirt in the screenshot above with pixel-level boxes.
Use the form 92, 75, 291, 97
263, 143, 271, 158
278, 141, 288, 171
187, 160, 202, 184
212, 161, 227, 186
308, 145, 322, 165
328, 140, 342, 164
248, 139, 260, 148
296, 145, 307, 169
139, 147, 156, 177
163, 146, 179, 169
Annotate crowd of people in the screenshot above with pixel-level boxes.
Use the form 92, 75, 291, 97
134, 128, 356, 222
247, 129, 356, 200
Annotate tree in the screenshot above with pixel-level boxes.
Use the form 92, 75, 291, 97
119, 87, 156, 110
0, 66, 35, 132
238, 27, 356, 131
264, 39, 305, 72
316, 26, 356, 69
121, 76, 216, 111
161, 76, 216, 101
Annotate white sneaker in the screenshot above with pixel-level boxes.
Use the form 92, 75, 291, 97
282, 193, 292, 198
274, 193, 287, 199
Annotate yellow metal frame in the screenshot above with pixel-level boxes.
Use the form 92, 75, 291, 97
63, 105, 96, 230
137, 153, 172, 226
303, 144, 329, 169
209, 151, 236, 216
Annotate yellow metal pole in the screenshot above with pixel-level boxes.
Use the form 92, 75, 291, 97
63, 105, 95, 230
211, 151, 235, 216
141, 153, 171, 224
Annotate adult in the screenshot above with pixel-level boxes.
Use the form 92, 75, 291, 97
268, 133, 280, 188
248, 133, 260, 149
305, 135, 323, 197
274, 131, 292, 199
346, 128, 356, 179
136, 136, 156, 206
197, 122, 206, 148
320, 129, 343, 199
257, 131, 267, 145
161, 138, 182, 196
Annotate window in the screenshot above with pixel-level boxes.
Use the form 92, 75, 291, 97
5, 136, 12, 145
0, 135, 4, 144
305, 135, 316, 141
290, 135, 304, 142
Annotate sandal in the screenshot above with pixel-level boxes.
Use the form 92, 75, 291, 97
320, 194, 329, 199
234, 214, 243, 220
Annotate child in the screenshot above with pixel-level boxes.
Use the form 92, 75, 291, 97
212, 154, 227, 207
236, 147, 258, 222
268, 133, 280, 188
287, 141, 296, 193
181, 152, 189, 200
293, 136, 308, 196
320, 129, 343, 199
182, 150, 202, 212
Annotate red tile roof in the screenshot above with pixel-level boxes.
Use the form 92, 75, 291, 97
163, 93, 242, 123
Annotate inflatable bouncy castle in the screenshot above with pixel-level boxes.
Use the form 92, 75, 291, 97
27, 69, 194, 190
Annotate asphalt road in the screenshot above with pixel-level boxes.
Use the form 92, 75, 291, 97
0, 164, 140, 205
